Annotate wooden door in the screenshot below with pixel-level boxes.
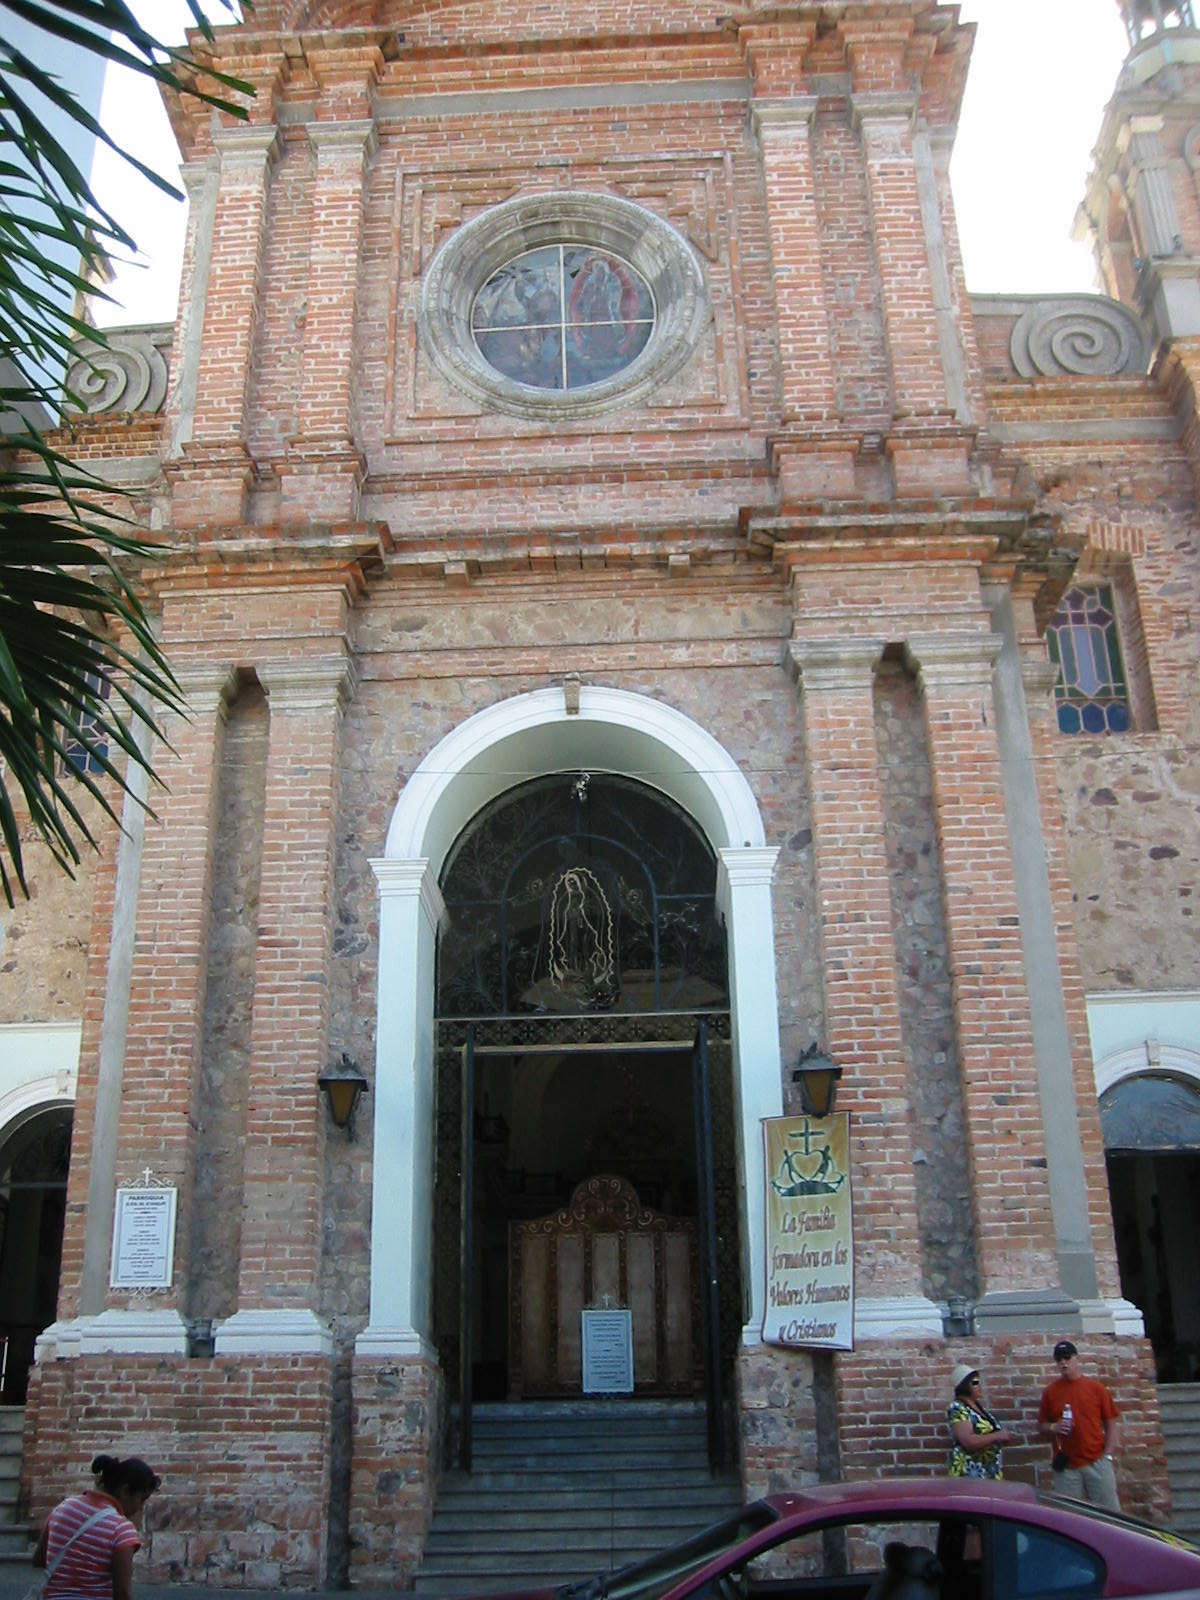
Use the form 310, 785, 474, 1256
508, 1174, 701, 1397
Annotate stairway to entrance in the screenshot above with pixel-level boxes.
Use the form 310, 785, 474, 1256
0, 1408, 32, 1568
413, 1400, 744, 1598
1160, 1384, 1200, 1543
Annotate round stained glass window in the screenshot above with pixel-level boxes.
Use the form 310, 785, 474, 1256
419, 191, 707, 420
472, 246, 655, 392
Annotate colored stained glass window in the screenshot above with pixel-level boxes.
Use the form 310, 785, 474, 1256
472, 245, 655, 391
63, 669, 110, 774
1046, 584, 1132, 735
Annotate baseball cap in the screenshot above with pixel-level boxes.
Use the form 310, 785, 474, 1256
1053, 1340, 1078, 1361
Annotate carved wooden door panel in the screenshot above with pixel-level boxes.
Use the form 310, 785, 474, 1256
508, 1174, 702, 1397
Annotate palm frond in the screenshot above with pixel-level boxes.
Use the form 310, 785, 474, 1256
0, 0, 254, 902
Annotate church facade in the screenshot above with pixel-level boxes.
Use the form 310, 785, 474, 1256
3, 0, 1200, 1585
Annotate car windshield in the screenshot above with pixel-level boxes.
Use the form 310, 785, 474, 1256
557, 1505, 782, 1600
1036, 1490, 1200, 1552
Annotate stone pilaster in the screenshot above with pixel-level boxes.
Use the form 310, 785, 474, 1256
750, 98, 856, 500
904, 633, 1069, 1331
279, 120, 377, 522
170, 125, 279, 527
790, 639, 939, 1330
216, 654, 355, 1355
851, 92, 972, 494
358, 858, 446, 1360
97, 664, 235, 1339
1123, 115, 1184, 258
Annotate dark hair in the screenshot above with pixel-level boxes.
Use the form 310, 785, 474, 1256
91, 1455, 161, 1497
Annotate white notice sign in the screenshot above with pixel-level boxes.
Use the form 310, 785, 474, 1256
110, 1186, 178, 1289
581, 1308, 634, 1394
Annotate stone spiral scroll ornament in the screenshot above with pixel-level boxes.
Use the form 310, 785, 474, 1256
63, 327, 171, 414
1009, 296, 1150, 378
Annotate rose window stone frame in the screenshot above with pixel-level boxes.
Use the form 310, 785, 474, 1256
419, 191, 709, 420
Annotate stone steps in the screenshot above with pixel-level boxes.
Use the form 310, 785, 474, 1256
1160, 1384, 1200, 1544
0, 1408, 33, 1569
413, 1401, 741, 1598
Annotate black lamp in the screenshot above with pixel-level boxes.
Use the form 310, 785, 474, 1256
793, 1043, 842, 1118
319, 1053, 369, 1139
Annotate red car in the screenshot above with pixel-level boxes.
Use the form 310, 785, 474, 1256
483, 1480, 1200, 1600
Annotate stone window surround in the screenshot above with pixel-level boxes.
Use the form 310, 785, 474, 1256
1049, 557, 1158, 735
419, 190, 709, 420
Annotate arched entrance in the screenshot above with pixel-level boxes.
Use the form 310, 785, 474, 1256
431, 773, 743, 1430
1101, 1071, 1200, 1381
0, 1105, 72, 1403
359, 686, 783, 1396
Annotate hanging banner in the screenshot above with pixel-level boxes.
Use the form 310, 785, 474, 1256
763, 1114, 854, 1351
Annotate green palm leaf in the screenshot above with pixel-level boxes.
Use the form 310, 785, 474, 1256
0, 0, 254, 902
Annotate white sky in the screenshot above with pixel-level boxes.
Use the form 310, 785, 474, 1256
89, 0, 1133, 328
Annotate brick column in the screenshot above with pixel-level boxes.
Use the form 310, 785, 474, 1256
904, 633, 1070, 1333
216, 654, 354, 1356
170, 123, 279, 528
278, 119, 376, 522
790, 638, 940, 1336
850, 91, 972, 494
750, 98, 855, 499
57, 665, 236, 1355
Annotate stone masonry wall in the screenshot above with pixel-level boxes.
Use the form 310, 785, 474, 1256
24, 1355, 334, 1587
834, 1337, 1169, 1530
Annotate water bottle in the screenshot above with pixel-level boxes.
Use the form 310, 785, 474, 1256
1062, 1403, 1074, 1433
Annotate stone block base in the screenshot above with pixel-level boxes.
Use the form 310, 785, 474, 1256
23, 1352, 334, 1587
347, 1353, 443, 1587
736, 1341, 822, 1499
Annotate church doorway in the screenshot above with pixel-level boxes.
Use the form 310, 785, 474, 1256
0, 1105, 72, 1404
1102, 1073, 1200, 1382
431, 773, 742, 1453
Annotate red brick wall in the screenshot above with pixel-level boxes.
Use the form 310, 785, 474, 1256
24, 1355, 334, 1587
835, 1338, 1169, 1529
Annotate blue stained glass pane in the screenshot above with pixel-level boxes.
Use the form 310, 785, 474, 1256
563, 249, 654, 325
1076, 623, 1107, 696
1048, 582, 1131, 736
566, 318, 653, 388
1058, 628, 1077, 687
473, 244, 655, 391
476, 327, 564, 389
472, 248, 562, 332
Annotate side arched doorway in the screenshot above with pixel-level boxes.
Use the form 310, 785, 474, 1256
0, 1105, 72, 1403
432, 773, 743, 1432
1101, 1072, 1200, 1381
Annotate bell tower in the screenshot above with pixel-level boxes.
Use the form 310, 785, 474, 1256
1119, 0, 1195, 45
1077, 0, 1200, 339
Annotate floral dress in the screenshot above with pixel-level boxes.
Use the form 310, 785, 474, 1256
947, 1398, 1004, 1479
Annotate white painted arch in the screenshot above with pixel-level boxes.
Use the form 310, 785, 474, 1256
1095, 1045, 1200, 1100
360, 684, 782, 1358
384, 684, 767, 867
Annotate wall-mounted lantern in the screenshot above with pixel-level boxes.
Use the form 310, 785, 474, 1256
318, 1053, 369, 1140
792, 1043, 842, 1119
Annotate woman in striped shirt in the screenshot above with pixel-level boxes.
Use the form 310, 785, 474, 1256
33, 1455, 160, 1600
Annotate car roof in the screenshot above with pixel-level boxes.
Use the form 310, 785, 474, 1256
761, 1478, 1040, 1517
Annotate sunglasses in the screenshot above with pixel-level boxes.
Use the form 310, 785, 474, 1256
969, 1377, 982, 1387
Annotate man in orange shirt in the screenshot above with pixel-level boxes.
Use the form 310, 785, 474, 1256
1038, 1339, 1122, 1509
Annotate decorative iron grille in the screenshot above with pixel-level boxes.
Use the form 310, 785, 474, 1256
437, 773, 729, 1018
